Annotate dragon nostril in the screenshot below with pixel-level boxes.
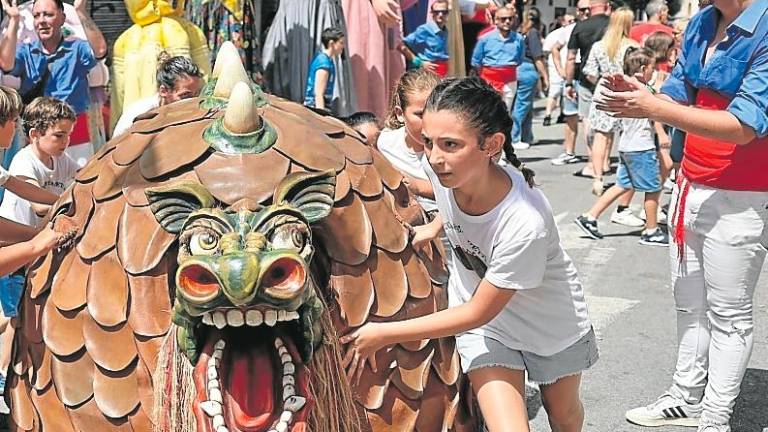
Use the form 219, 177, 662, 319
179, 264, 220, 300
263, 258, 306, 293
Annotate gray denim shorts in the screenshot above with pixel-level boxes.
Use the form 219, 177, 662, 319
457, 328, 599, 385
577, 83, 593, 120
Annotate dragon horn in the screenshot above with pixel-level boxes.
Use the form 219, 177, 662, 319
213, 46, 250, 98
223, 81, 262, 134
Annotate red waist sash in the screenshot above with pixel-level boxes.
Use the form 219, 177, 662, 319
479, 65, 518, 92
69, 112, 91, 146
682, 88, 768, 191
433, 61, 449, 77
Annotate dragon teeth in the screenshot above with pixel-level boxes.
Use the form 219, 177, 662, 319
226, 309, 244, 327
212, 311, 226, 329
280, 411, 293, 423
209, 388, 223, 403
246, 309, 263, 326
202, 313, 213, 325
202, 309, 299, 328
212, 415, 226, 428
274, 422, 289, 432
283, 363, 295, 375
264, 310, 278, 326
200, 400, 222, 417
283, 396, 306, 413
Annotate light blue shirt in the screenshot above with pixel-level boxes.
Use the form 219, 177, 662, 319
471, 29, 525, 68
403, 22, 449, 62
661, 0, 768, 137
303, 52, 335, 108
7, 38, 96, 115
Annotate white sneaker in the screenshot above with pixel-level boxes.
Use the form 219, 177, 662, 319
551, 152, 579, 166
610, 208, 645, 227
625, 393, 701, 427
512, 142, 531, 150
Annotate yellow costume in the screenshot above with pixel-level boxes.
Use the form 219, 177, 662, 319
111, 0, 211, 133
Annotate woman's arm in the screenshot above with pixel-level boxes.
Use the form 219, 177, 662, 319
4, 175, 58, 205
597, 75, 757, 145
0, 226, 59, 276
341, 278, 516, 381
0, 217, 39, 244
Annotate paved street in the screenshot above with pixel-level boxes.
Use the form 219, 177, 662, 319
523, 103, 768, 432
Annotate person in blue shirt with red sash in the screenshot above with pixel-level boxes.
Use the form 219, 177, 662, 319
471, 4, 525, 112
598, 1, 768, 431
399, 0, 450, 77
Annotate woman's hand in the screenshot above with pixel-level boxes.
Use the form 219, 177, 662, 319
371, 0, 401, 26
595, 73, 657, 119
340, 322, 391, 384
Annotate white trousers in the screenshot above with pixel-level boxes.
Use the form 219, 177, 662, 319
500, 81, 518, 113
667, 180, 768, 425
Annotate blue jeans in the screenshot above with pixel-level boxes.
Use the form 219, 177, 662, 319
511, 62, 539, 144
0, 274, 24, 317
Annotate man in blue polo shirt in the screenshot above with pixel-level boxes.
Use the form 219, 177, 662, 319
399, 0, 450, 77
0, 0, 107, 165
471, 5, 525, 111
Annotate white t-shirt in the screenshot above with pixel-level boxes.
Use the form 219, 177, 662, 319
543, 23, 577, 82
424, 161, 592, 356
0, 165, 9, 186
112, 94, 160, 137
377, 127, 437, 212
0, 146, 77, 227
618, 118, 655, 152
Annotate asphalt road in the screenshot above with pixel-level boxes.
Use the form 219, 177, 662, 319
523, 104, 768, 432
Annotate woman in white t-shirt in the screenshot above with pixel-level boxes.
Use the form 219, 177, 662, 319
343, 78, 596, 432
376, 68, 441, 213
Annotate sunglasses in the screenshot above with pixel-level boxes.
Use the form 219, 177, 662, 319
578, 7, 590, 12
496, 16, 515, 21
431, 9, 449, 15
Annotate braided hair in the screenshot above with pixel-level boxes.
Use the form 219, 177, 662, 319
424, 77, 536, 187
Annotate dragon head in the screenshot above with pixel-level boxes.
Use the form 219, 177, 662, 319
146, 170, 335, 432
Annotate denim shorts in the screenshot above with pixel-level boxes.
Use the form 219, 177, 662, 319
562, 83, 579, 117
617, 149, 662, 193
0, 274, 24, 317
457, 328, 599, 385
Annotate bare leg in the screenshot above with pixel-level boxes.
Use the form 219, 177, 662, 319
618, 190, 634, 207
591, 131, 612, 195
587, 185, 630, 219
643, 191, 661, 231
540, 374, 585, 432
545, 96, 558, 118
469, 367, 530, 432
564, 115, 578, 155
603, 133, 614, 173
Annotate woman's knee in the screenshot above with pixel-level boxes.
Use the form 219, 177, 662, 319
542, 394, 583, 426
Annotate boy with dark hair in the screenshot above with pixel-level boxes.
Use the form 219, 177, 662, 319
304, 27, 345, 112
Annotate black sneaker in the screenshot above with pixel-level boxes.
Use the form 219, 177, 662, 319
542, 115, 552, 126
575, 215, 603, 239
639, 228, 669, 246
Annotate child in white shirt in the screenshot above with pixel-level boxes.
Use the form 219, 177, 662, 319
343, 78, 596, 431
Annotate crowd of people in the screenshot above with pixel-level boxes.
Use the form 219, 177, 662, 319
0, 0, 766, 432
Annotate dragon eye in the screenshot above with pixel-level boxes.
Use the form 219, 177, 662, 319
271, 225, 307, 251
189, 230, 220, 256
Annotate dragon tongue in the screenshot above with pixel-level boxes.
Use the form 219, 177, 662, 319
193, 326, 310, 432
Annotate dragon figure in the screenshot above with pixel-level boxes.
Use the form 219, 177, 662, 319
6, 43, 474, 432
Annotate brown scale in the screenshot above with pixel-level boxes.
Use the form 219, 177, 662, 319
8, 52, 476, 432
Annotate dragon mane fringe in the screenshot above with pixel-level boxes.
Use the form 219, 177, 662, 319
152, 328, 196, 432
